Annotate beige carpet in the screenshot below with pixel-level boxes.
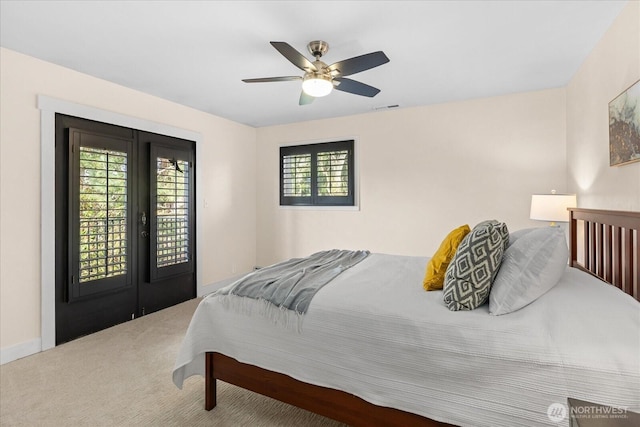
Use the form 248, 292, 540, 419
0, 298, 345, 426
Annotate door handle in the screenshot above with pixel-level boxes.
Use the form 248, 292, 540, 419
141, 212, 149, 237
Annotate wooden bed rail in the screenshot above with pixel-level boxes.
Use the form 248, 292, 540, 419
205, 352, 452, 426
568, 208, 640, 301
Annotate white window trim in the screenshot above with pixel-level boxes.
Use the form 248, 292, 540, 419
38, 95, 203, 352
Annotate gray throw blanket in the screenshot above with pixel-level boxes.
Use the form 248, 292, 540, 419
214, 249, 370, 331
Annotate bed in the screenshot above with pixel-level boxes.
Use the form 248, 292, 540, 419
173, 208, 640, 426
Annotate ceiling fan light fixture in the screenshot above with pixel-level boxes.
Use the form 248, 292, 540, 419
243, 41, 389, 104
302, 74, 333, 97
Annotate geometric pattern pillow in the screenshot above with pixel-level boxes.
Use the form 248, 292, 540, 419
443, 220, 509, 311
475, 219, 510, 252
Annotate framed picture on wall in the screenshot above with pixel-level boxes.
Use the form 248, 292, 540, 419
609, 79, 640, 166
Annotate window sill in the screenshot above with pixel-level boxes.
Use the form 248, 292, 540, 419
278, 205, 360, 212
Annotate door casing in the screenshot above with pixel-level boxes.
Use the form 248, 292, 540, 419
39, 95, 203, 352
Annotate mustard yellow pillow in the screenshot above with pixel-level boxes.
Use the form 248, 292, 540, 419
423, 224, 471, 291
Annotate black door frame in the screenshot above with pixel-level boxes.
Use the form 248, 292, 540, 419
54, 114, 197, 344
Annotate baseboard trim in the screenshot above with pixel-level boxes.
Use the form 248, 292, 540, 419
1, 338, 42, 365
198, 272, 249, 297
1, 273, 250, 365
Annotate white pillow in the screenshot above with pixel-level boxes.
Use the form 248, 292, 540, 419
489, 227, 568, 315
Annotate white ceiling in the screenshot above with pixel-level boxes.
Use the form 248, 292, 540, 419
0, 1, 628, 128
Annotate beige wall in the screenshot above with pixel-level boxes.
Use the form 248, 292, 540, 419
567, 0, 640, 210
2, 0, 636, 358
256, 88, 567, 266
0, 48, 257, 350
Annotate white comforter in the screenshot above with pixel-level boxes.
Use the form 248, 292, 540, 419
173, 253, 640, 426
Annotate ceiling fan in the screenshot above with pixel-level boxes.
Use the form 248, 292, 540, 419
242, 41, 390, 105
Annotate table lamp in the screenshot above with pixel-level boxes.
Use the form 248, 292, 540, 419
530, 190, 577, 226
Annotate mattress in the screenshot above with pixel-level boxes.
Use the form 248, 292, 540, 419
173, 253, 640, 426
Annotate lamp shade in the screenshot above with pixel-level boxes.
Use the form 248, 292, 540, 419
530, 193, 577, 223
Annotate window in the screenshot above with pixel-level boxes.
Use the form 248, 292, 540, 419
280, 140, 354, 206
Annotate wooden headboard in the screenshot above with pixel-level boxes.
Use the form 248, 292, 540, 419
568, 208, 640, 301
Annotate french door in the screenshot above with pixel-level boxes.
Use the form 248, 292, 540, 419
55, 115, 196, 344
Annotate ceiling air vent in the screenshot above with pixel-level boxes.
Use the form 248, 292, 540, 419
373, 104, 399, 111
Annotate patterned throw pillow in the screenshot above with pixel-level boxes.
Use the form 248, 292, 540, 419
475, 220, 509, 252
443, 220, 509, 311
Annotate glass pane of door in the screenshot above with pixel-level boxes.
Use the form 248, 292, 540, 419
78, 146, 128, 282
156, 156, 190, 268
149, 144, 194, 282
68, 128, 132, 301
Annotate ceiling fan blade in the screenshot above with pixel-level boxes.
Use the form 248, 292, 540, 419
328, 51, 389, 76
299, 91, 315, 105
270, 42, 317, 72
242, 76, 302, 83
333, 77, 381, 97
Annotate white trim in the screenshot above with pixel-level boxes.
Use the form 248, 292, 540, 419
278, 205, 360, 211
40, 109, 56, 351
278, 135, 359, 148
37, 96, 201, 141
198, 271, 250, 297
1, 338, 42, 365
38, 95, 203, 353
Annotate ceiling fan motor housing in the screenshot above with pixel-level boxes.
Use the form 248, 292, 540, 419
308, 40, 329, 58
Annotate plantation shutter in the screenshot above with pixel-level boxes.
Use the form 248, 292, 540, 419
281, 152, 312, 205
280, 140, 354, 206
68, 129, 133, 300
155, 157, 190, 268
150, 144, 194, 282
